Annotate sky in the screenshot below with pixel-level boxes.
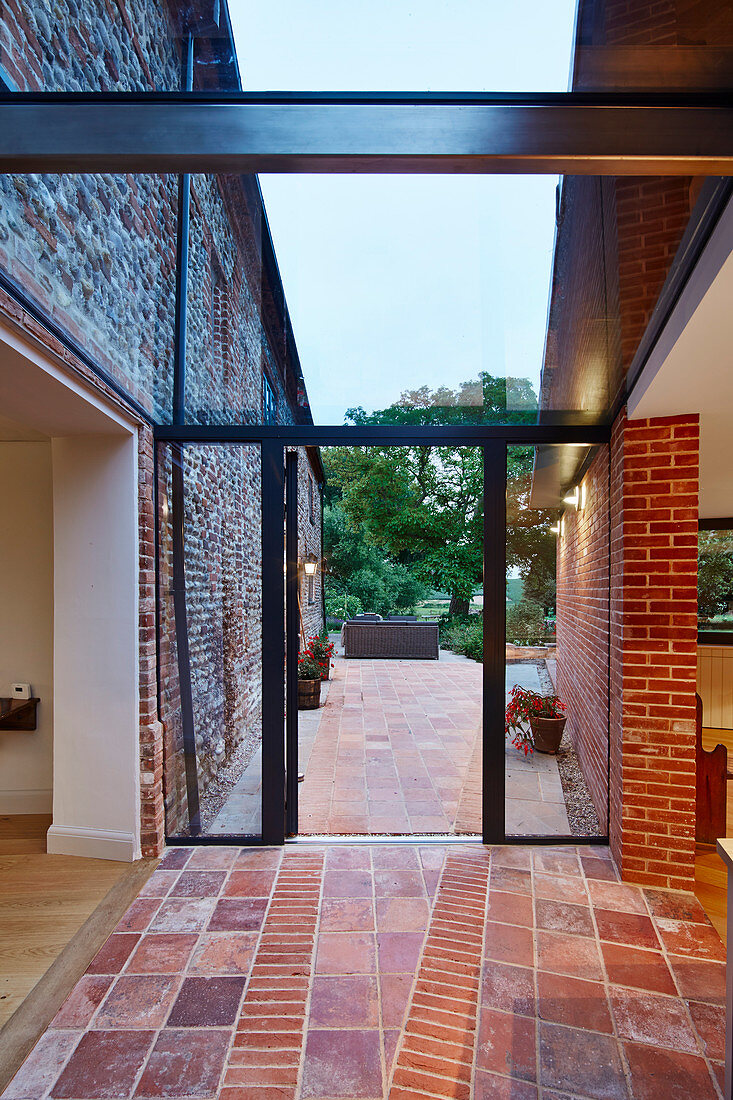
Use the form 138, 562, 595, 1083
228, 1, 578, 423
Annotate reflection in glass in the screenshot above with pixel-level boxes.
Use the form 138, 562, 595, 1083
699, 528, 733, 636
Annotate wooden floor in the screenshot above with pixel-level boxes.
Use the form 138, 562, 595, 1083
694, 727, 733, 942
0, 815, 129, 1028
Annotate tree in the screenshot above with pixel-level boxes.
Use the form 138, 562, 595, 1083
326, 374, 556, 615
698, 530, 733, 619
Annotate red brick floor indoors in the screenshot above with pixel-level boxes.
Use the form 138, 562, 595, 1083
2, 844, 726, 1100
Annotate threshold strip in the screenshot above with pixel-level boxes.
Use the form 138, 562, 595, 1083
388, 847, 492, 1099
221, 850, 325, 1100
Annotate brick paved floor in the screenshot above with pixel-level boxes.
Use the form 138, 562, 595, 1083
2, 842, 725, 1100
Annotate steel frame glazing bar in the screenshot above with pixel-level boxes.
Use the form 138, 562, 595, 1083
155, 424, 612, 446
1, 93, 732, 175
483, 443, 507, 843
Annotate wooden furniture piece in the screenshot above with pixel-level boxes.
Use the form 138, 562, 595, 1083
342, 620, 439, 660
715, 837, 733, 1099
696, 692, 733, 845
0, 697, 40, 731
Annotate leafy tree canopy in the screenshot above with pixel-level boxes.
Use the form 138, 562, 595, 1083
324, 373, 557, 614
698, 530, 733, 619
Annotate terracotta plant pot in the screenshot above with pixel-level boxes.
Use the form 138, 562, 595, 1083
530, 715, 566, 754
297, 679, 321, 710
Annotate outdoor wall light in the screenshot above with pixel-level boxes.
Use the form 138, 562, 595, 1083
303, 557, 318, 576
550, 518, 564, 536
563, 486, 580, 509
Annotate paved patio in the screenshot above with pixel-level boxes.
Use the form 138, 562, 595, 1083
2, 843, 725, 1100
298, 656, 570, 836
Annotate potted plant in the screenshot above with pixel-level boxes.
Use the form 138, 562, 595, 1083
297, 655, 322, 710
306, 632, 335, 681
505, 684, 566, 755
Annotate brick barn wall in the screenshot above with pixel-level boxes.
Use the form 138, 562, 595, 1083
555, 446, 610, 828
298, 449, 325, 644
610, 411, 699, 889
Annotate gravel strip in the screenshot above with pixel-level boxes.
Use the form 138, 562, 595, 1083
538, 662, 602, 837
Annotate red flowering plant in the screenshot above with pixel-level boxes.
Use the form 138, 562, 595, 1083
303, 632, 335, 681
505, 685, 565, 755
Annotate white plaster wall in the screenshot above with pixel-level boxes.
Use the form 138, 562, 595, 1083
0, 442, 53, 814
47, 433, 140, 861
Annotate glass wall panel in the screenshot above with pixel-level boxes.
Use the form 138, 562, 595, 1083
158, 442, 263, 839
505, 443, 609, 839
297, 443, 482, 837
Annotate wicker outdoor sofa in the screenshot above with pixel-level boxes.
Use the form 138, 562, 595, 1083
342, 616, 440, 659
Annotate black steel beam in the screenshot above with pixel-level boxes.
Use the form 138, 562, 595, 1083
261, 439, 286, 845
155, 423, 611, 446
285, 450, 299, 838
1, 92, 732, 174
482, 442, 506, 844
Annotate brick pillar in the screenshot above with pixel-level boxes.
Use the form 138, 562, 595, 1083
610, 409, 699, 889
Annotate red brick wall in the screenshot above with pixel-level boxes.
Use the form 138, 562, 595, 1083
556, 446, 610, 828
610, 410, 699, 889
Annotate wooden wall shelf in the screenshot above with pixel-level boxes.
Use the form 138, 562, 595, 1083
0, 698, 40, 731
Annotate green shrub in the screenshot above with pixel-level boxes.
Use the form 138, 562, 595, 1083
440, 612, 484, 663
506, 599, 546, 646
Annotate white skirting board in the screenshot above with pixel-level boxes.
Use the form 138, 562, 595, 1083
697, 645, 733, 729
0, 789, 53, 814
46, 824, 139, 862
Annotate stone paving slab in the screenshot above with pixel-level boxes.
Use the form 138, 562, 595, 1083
2, 843, 725, 1100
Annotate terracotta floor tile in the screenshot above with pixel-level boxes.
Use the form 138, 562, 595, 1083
533, 850, 582, 877
481, 960, 535, 1016
95, 975, 180, 1029
150, 897, 217, 934
309, 975, 379, 1027
587, 880, 647, 915
50, 1030, 155, 1099
539, 1022, 629, 1099
371, 847, 421, 869
609, 985, 698, 1052
653, 918, 725, 962
167, 976, 246, 1027
538, 971, 613, 1034
325, 847, 372, 870
668, 954, 727, 1004
169, 870, 227, 898
535, 900, 594, 938
687, 1000, 725, 1062
536, 931, 604, 982
86, 933, 141, 975
377, 932, 426, 973
322, 869, 373, 898
491, 847, 533, 871
485, 890, 534, 927
234, 848, 282, 869
375, 897, 430, 932
473, 1070, 539, 1099
477, 1007, 536, 1081
50, 975, 114, 1029
2, 1030, 80, 1100
113, 899, 162, 934
157, 849, 192, 871
126, 934, 198, 975
138, 871, 180, 898
301, 1029, 382, 1098
600, 942, 676, 995
624, 1040, 719, 1100
533, 872, 588, 905
189, 932, 258, 975
380, 973, 414, 1027
133, 1028, 230, 1098
319, 898, 375, 932
383, 1028, 401, 1071
580, 856, 619, 881
223, 870, 277, 897
185, 845, 239, 870
207, 897, 267, 932
594, 908, 660, 950
484, 922, 534, 968
490, 866, 533, 895
316, 932, 376, 975
374, 870, 425, 898
643, 889, 709, 924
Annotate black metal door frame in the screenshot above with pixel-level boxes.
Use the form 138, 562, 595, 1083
157, 423, 610, 846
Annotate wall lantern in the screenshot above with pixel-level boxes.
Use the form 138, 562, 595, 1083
550, 518, 564, 536
563, 486, 580, 509
303, 556, 318, 576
